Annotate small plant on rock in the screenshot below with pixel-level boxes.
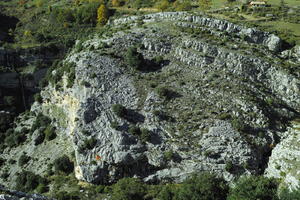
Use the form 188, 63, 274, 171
112, 104, 127, 118
128, 125, 141, 136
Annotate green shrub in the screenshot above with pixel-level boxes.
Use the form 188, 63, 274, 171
125, 46, 144, 70
0, 113, 13, 132
227, 176, 279, 200
174, 0, 192, 11
225, 161, 234, 172
31, 113, 51, 131
231, 118, 247, 132
54, 155, 74, 174
112, 104, 127, 118
174, 173, 229, 200
157, 184, 177, 200
155, 87, 174, 100
279, 187, 300, 200
75, 2, 100, 25
0, 170, 9, 180
83, 137, 97, 150
34, 131, 46, 145
111, 178, 146, 200
128, 125, 141, 136
164, 150, 175, 161
3, 96, 16, 106
18, 153, 31, 166
36, 183, 49, 194
218, 113, 232, 120
5, 131, 26, 147
140, 128, 151, 143
0, 157, 5, 167
110, 121, 119, 130
34, 93, 43, 103
44, 125, 57, 141
15, 171, 47, 192
55, 191, 80, 200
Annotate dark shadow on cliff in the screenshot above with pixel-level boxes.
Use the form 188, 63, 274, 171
124, 109, 145, 124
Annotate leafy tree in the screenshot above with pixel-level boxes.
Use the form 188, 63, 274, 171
97, 4, 109, 25
111, 178, 147, 200
198, 0, 212, 10
227, 176, 279, 200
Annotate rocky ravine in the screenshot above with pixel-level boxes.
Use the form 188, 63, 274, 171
1, 12, 300, 189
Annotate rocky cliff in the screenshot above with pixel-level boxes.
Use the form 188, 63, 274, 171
1, 12, 299, 190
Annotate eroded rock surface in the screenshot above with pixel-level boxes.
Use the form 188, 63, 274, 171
1, 12, 299, 187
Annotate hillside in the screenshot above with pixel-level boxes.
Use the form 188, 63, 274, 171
0, 0, 300, 200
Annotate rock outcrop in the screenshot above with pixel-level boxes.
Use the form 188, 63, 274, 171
0, 185, 51, 200
265, 120, 300, 190
1, 12, 299, 188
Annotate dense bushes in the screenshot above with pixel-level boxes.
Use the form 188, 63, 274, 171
40, 61, 76, 88
155, 86, 175, 100
227, 176, 279, 200
108, 174, 285, 200
31, 113, 56, 145
111, 178, 147, 200
0, 113, 14, 132
15, 171, 47, 192
53, 155, 74, 174
51, 2, 101, 25
31, 113, 51, 131
279, 188, 300, 200
4, 129, 27, 148
174, 173, 229, 200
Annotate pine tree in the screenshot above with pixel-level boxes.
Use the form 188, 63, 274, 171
97, 4, 109, 25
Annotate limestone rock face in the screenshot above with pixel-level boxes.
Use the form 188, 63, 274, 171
265, 121, 300, 190
36, 12, 299, 184
1, 12, 299, 187
0, 185, 51, 200
113, 12, 282, 52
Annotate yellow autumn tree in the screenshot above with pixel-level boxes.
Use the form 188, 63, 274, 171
97, 4, 109, 25
112, 0, 121, 7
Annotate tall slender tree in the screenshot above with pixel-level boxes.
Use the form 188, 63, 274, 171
97, 4, 109, 25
